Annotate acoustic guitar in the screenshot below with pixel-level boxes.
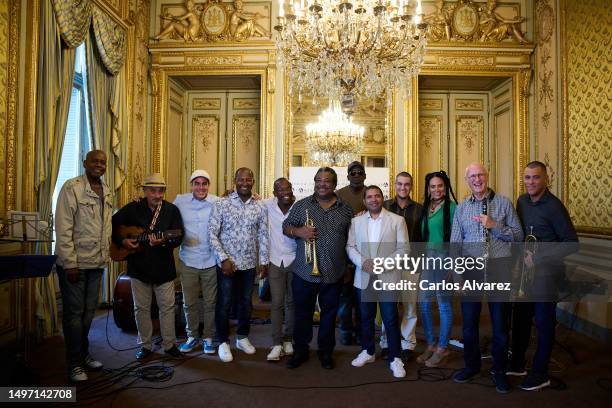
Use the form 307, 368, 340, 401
110, 225, 182, 261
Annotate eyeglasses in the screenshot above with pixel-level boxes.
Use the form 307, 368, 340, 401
467, 173, 487, 181
349, 170, 365, 176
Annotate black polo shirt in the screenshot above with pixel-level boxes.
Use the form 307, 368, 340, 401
112, 199, 183, 284
516, 189, 578, 263
384, 198, 423, 242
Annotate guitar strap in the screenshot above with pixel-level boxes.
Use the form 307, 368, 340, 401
148, 202, 162, 232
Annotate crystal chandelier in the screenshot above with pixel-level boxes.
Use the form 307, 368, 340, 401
275, 0, 428, 112
305, 100, 365, 166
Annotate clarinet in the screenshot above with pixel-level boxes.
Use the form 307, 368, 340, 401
482, 198, 489, 282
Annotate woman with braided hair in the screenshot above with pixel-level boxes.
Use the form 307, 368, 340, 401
416, 171, 458, 367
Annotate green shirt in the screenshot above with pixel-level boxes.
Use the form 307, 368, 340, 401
422, 201, 456, 244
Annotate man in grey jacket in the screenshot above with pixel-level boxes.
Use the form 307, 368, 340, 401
55, 150, 113, 382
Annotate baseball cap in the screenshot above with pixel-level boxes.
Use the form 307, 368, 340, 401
190, 169, 211, 183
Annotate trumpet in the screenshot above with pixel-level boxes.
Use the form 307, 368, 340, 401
518, 226, 538, 298
304, 209, 320, 276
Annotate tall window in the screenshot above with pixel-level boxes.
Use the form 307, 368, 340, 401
52, 44, 92, 242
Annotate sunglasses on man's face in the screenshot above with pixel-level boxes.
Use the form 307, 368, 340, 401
349, 170, 365, 176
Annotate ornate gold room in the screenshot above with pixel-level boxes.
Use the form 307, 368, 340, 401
0, 0, 610, 405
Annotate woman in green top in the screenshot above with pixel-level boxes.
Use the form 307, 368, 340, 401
416, 171, 457, 367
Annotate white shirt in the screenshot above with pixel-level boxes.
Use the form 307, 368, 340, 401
264, 197, 297, 267
367, 211, 384, 243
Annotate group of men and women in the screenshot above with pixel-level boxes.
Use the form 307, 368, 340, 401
55, 150, 577, 394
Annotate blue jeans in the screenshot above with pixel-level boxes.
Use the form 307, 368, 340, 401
461, 300, 511, 373
339, 275, 361, 338
511, 301, 556, 376
418, 267, 453, 348
57, 265, 103, 369
292, 274, 342, 354
357, 289, 401, 359
215, 267, 255, 343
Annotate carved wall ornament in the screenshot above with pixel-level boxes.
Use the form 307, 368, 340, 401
520, 69, 532, 97
132, 152, 144, 189
153, 0, 271, 43
452, 0, 480, 40
186, 55, 242, 65
419, 118, 440, 151
193, 115, 219, 154
154, 0, 203, 41
193, 98, 222, 109
421, 99, 443, 110
438, 56, 495, 66
234, 115, 259, 153
456, 99, 484, 111
535, 0, 555, 46
424, 0, 529, 44
233, 98, 259, 109
457, 116, 483, 153
543, 153, 555, 186
202, 1, 229, 37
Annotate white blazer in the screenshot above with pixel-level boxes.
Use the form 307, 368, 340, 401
346, 208, 410, 290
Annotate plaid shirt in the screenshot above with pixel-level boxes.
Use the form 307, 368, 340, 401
451, 189, 523, 258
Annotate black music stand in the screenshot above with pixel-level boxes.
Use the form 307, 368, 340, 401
0, 254, 57, 279
0, 253, 56, 385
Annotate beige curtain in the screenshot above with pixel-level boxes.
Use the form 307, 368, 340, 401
92, 6, 126, 75
51, 0, 92, 48
86, 18, 128, 302
33, 0, 80, 337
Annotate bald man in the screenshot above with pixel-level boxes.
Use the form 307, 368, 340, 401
450, 163, 523, 393
55, 150, 112, 382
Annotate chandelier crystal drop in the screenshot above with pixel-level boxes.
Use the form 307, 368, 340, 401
275, 0, 428, 111
305, 100, 365, 166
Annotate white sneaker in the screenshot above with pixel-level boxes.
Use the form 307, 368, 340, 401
390, 357, 406, 378
267, 345, 284, 361
84, 355, 103, 370
236, 337, 256, 355
218, 342, 233, 362
351, 350, 375, 367
70, 366, 88, 382
282, 341, 294, 356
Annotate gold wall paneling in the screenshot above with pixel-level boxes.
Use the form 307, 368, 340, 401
491, 79, 514, 199
418, 91, 488, 201
1, 0, 19, 227
534, 0, 559, 195
188, 91, 225, 193
561, 0, 612, 235
408, 58, 532, 202
149, 47, 273, 195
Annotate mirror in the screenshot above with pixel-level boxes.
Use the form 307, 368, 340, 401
287, 95, 393, 170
